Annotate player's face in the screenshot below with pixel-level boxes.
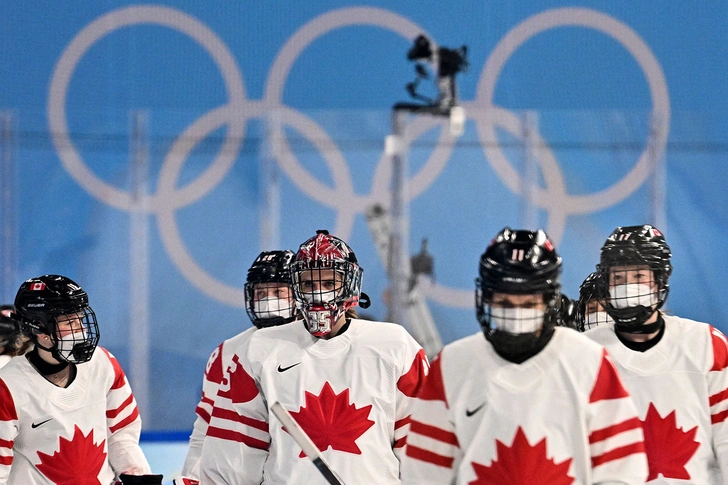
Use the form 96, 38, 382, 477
490, 292, 546, 311
298, 269, 344, 302
585, 298, 604, 315
254, 282, 292, 303
54, 311, 84, 338
608, 264, 655, 288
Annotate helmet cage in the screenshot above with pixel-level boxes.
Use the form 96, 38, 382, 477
243, 250, 297, 329
44, 306, 100, 364
475, 285, 560, 338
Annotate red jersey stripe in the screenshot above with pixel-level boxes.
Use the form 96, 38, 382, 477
195, 405, 212, 424
405, 444, 454, 468
0, 455, 11, 466
709, 387, 728, 407
211, 406, 268, 432
592, 441, 645, 467
109, 407, 139, 433
0, 438, 12, 449
106, 393, 134, 419
410, 420, 459, 446
207, 426, 270, 450
711, 409, 728, 425
395, 416, 412, 430
589, 417, 642, 444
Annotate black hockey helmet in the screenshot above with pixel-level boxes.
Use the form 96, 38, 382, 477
476, 228, 562, 358
555, 294, 577, 330
244, 250, 297, 328
291, 230, 363, 337
14, 275, 99, 363
596, 225, 671, 332
574, 272, 608, 332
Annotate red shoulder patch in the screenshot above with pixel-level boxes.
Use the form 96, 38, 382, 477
416, 352, 448, 407
0, 378, 17, 421
205, 343, 225, 385
397, 348, 429, 398
100, 347, 126, 390
218, 354, 258, 404
709, 326, 728, 371
589, 349, 629, 403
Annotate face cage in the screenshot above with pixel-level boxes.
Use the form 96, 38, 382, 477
46, 306, 100, 364
291, 261, 362, 337
575, 300, 613, 332
243, 281, 297, 328
596, 264, 668, 331
475, 285, 557, 335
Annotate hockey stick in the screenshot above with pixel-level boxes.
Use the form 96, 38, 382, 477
270, 402, 345, 485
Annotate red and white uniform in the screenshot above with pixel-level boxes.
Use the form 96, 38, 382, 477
402, 327, 648, 485
0, 347, 150, 484
586, 315, 728, 484
199, 319, 428, 485
181, 326, 257, 478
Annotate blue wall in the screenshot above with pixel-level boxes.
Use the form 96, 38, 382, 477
2, 1, 727, 430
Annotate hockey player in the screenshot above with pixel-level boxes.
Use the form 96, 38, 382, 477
575, 271, 614, 332
176, 250, 298, 484
0, 275, 162, 485
585, 225, 728, 483
401, 227, 648, 485
199, 230, 428, 484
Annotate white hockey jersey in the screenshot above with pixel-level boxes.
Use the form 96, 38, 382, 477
0, 347, 151, 484
199, 319, 428, 485
181, 326, 257, 478
0, 356, 10, 370
586, 315, 728, 484
401, 327, 648, 485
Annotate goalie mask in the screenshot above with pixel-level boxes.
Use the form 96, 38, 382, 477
596, 224, 671, 333
292, 230, 363, 337
476, 228, 562, 361
244, 250, 297, 328
14, 275, 100, 364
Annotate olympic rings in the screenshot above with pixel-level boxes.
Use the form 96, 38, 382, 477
47, 6, 669, 308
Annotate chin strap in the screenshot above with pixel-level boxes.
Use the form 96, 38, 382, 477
616, 312, 665, 335
26, 347, 69, 375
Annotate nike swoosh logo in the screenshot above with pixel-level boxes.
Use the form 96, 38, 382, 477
465, 403, 485, 417
277, 362, 302, 373
31, 418, 53, 429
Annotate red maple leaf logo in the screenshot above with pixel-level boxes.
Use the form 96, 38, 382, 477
469, 427, 573, 485
36, 425, 107, 485
288, 381, 374, 457
641, 403, 699, 480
